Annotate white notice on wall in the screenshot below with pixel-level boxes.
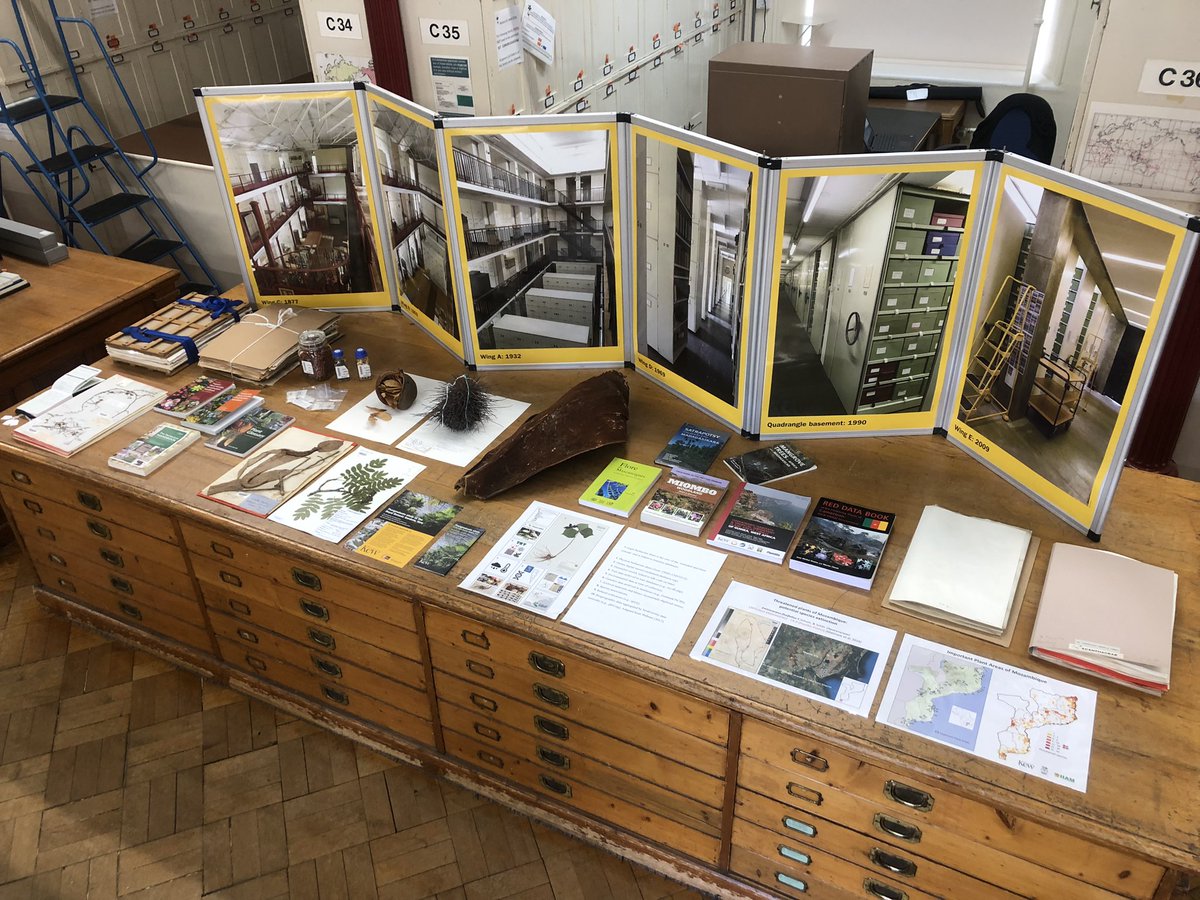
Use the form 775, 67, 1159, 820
521, 0, 556, 65
88, 0, 118, 18
1138, 59, 1200, 98
495, 5, 522, 70
429, 56, 475, 115
316, 10, 362, 40
420, 18, 470, 46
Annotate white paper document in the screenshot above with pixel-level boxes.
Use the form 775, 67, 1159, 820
877, 634, 1096, 792
459, 502, 620, 619
494, 5, 522, 70
268, 448, 426, 543
690, 581, 896, 717
520, 0, 555, 65
397, 394, 529, 467
563, 529, 725, 659
326, 374, 443, 445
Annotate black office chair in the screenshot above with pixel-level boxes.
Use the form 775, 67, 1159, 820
967, 93, 1057, 164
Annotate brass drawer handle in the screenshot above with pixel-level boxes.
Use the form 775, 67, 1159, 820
292, 568, 322, 591
48, 552, 67, 568
470, 693, 497, 712
228, 599, 251, 616
36, 527, 55, 541
863, 878, 907, 900
56, 578, 76, 593
465, 659, 494, 679
22, 499, 42, 514
99, 549, 124, 568
298, 598, 329, 621
534, 716, 569, 741
883, 780, 933, 812
868, 848, 917, 878
528, 650, 565, 678
235, 628, 259, 644
775, 873, 807, 892
777, 844, 810, 865
87, 520, 112, 540
77, 491, 102, 511
307, 628, 335, 649
110, 576, 133, 594
245, 655, 267, 671
791, 748, 829, 772
211, 540, 233, 558
536, 746, 569, 769
117, 601, 142, 620
873, 814, 921, 844
538, 774, 571, 797
11, 469, 31, 484
782, 816, 816, 837
312, 656, 342, 678
477, 750, 504, 768
322, 686, 349, 705
473, 723, 500, 741
785, 782, 822, 806
461, 628, 490, 649
533, 683, 569, 709
219, 570, 242, 587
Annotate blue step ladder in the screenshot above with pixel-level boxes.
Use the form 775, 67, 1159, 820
0, 0, 218, 294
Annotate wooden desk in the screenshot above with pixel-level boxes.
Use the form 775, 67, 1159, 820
872, 98, 969, 147
1, 313, 1196, 899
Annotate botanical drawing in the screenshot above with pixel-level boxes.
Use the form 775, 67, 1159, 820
291, 458, 405, 520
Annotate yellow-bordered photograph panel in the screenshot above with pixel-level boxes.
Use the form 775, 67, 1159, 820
444, 121, 625, 367
758, 161, 984, 435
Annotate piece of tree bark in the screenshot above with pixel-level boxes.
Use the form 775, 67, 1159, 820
456, 371, 629, 499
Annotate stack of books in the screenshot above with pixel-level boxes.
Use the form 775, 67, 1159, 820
106, 294, 247, 375
641, 468, 729, 537
199, 306, 340, 383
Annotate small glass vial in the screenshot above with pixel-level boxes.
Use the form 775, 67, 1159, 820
355, 347, 372, 380
332, 348, 351, 381
297, 330, 333, 382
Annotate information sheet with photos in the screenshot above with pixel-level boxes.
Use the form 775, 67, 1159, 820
877, 635, 1096, 792
563, 529, 725, 659
458, 502, 620, 618
690, 582, 897, 717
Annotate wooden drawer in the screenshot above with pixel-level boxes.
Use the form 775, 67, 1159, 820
180, 519, 416, 631
434, 668, 724, 807
426, 608, 728, 747
736, 790, 1019, 900
18, 513, 193, 596
190, 553, 416, 640
430, 638, 728, 777
738, 756, 1142, 900
199, 579, 422, 674
209, 609, 424, 694
0, 462, 177, 542
730, 844, 906, 900
441, 727, 721, 866
215, 636, 434, 746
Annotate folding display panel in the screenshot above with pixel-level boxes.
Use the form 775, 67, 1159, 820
755, 153, 989, 438
945, 157, 1197, 536
361, 86, 465, 357
440, 114, 626, 368
630, 116, 763, 431
199, 84, 392, 310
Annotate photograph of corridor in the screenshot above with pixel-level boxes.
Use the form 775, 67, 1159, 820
957, 173, 1179, 503
450, 127, 618, 352
766, 167, 975, 420
369, 99, 459, 340
210, 93, 385, 299
635, 135, 753, 407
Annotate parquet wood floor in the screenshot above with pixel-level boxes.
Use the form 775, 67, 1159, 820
0, 543, 707, 900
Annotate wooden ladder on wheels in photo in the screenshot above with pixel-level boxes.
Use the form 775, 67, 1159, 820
960, 276, 1040, 423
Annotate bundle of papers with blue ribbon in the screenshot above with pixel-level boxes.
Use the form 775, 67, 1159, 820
106, 293, 247, 375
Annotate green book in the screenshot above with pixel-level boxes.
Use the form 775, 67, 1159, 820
578, 458, 662, 518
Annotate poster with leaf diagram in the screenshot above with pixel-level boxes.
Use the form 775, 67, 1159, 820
268, 447, 426, 542
458, 501, 621, 618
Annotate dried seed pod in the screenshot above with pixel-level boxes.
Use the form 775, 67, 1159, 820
428, 374, 493, 432
375, 370, 418, 410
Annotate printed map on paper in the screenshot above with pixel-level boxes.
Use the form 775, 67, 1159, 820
878, 635, 1096, 792
315, 52, 375, 84
1077, 102, 1200, 201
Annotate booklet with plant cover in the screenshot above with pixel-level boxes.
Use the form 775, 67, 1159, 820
707, 482, 812, 564
578, 457, 661, 518
346, 490, 463, 568
654, 423, 731, 472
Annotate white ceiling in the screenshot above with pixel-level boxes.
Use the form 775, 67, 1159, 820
495, 131, 609, 176
372, 107, 438, 162
214, 97, 359, 151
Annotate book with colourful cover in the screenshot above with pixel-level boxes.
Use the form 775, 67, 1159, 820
724, 442, 816, 484
181, 389, 263, 435
414, 523, 486, 576
108, 422, 200, 476
13, 375, 166, 457
578, 458, 661, 518
154, 376, 235, 418
654, 423, 731, 473
789, 498, 896, 590
640, 468, 729, 537
707, 482, 811, 564
206, 408, 295, 456
347, 491, 463, 568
